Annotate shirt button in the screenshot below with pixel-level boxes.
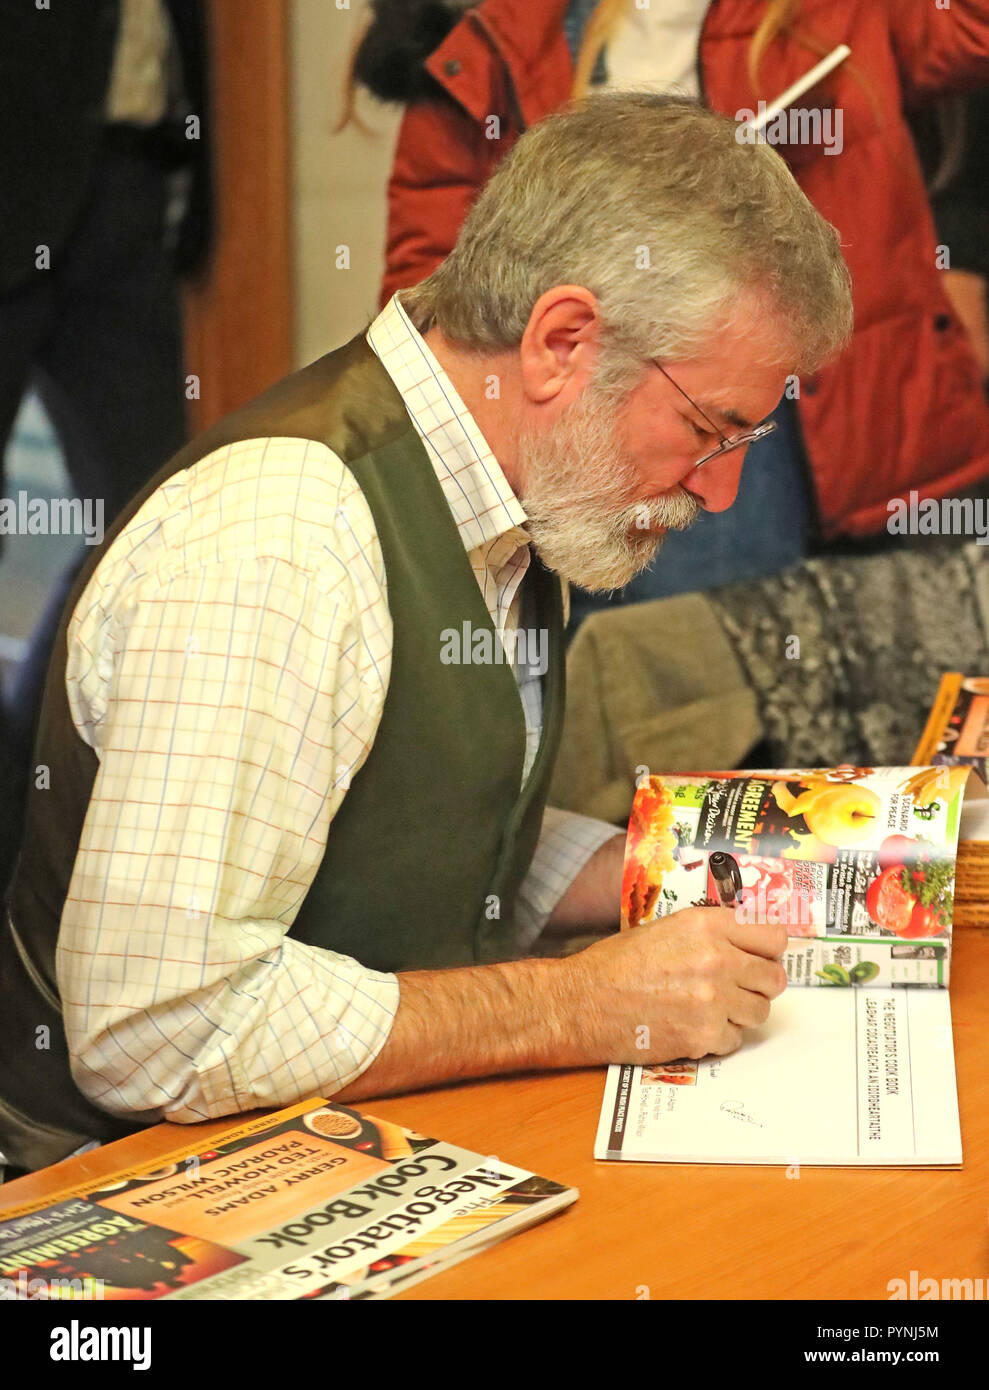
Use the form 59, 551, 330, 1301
803, 378, 818, 396
444, 59, 462, 77
934, 313, 951, 333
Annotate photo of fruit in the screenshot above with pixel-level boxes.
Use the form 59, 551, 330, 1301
814, 960, 880, 985
865, 855, 954, 938
771, 776, 881, 851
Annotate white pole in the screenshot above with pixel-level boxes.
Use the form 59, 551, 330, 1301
746, 44, 852, 134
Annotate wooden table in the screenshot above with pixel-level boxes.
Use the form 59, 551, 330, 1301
4, 928, 988, 1300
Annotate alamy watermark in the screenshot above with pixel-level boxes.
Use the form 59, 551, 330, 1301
735, 103, 843, 156
440, 622, 549, 677
887, 491, 989, 544
0, 1271, 104, 1299
0, 491, 104, 545
888, 1270, 986, 1300
50, 1319, 150, 1369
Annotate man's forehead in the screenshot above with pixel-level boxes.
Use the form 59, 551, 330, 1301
686, 363, 793, 431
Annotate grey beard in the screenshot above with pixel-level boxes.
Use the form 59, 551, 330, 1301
517, 393, 700, 592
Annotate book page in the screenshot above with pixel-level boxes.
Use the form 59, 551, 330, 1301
595, 988, 961, 1166
622, 766, 972, 986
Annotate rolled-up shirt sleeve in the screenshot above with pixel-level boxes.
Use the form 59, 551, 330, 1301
57, 439, 399, 1124
513, 806, 625, 952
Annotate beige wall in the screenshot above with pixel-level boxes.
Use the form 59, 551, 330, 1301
290, 0, 403, 368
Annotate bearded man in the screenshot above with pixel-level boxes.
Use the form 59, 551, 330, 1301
0, 93, 852, 1174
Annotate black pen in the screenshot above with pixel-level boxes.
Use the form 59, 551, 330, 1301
709, 851, 743, 907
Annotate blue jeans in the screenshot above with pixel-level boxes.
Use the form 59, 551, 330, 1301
568, 398, 814, 631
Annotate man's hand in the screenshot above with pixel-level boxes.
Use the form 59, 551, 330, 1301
333, 905, 787, 1103
560, 907, 788, 1065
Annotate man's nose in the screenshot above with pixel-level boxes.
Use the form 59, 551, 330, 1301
684, 449, 747, 513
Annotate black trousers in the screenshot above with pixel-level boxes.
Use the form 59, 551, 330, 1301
0, 130, 188, 895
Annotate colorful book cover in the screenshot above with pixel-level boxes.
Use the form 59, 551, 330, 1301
621, 765, 973, 987
0, 1101, 576, 1300
913, 673, 989, 787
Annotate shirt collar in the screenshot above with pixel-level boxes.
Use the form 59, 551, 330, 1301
366, 294, 529, 554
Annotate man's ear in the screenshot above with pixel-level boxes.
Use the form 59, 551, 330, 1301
518, 286, 602, 407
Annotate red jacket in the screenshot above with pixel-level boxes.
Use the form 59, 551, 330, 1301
380, 0, 989, 539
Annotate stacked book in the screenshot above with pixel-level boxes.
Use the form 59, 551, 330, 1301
913, 672, 989, 928
954, 842, 989, 926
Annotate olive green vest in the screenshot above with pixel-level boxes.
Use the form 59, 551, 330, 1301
0, 334, 565, 1170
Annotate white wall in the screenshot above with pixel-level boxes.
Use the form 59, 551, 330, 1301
290, 0, 403, 368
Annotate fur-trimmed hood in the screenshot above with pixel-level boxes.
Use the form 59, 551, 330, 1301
352, 0, 477, 103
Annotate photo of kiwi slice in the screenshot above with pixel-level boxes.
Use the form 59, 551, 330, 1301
815, 963, 851, 985
849, 960, 880, 984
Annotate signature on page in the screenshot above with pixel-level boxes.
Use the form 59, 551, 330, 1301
720, 1100, 765, 1128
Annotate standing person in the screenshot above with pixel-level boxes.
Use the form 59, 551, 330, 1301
353, 0, 989, 623
0, 0, 212, 894
910, 89, 989, 384
0, 97, 851, 1175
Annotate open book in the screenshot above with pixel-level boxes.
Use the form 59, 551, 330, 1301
595, 698, 987, 1167
0, 1099, 576, 1300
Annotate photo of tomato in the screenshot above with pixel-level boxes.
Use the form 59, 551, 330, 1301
902, 903, 938, 938
865, 856, 953, 938
865, 865, 917, 935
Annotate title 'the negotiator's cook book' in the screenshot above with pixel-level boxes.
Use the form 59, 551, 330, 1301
0, 1100, 576, 1300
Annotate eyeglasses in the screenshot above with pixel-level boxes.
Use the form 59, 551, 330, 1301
652, 361, 777, 469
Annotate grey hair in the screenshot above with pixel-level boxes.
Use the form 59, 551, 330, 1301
402, 92, 853, 380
